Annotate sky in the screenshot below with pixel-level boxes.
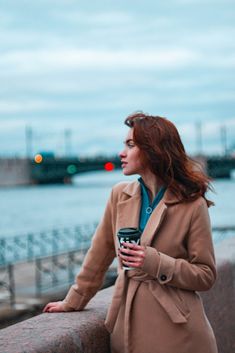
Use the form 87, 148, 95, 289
0, 0, 235, 157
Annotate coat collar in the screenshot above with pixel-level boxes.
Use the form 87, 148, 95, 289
116, 181, 181, 247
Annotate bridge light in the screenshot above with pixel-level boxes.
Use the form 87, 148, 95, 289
67, 164, 77, 174
34, 154, 43, 164
104, 162, 115, 172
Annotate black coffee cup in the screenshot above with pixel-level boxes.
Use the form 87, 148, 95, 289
117, 227, 142, 270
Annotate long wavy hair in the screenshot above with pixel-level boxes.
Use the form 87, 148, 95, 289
125, 112, 214, 207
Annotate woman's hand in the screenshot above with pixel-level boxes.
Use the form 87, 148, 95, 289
118, 242, 146, 269
43, 301, 66, 313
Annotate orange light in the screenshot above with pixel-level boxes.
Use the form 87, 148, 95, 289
34, 154, 43, 163
104, 162, 115, 171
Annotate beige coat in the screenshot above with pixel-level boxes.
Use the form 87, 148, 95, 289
64, 181, 218, 353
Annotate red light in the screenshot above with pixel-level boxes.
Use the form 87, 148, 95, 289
104, 162, 115, 171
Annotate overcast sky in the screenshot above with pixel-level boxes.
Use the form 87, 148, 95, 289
1, 0, 235, 157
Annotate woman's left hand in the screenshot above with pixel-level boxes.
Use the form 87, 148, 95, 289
118, 242, 146, 269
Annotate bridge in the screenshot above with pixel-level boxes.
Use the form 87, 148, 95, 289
30, 155, 121, 184
0, 155, 121, 186
30, 154, 235, 184
0, 155, 235, 186
206, 156, 235, 178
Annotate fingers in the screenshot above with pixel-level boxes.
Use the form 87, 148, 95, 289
118, 242, 146, 268
122, 242, 144, 251
119, 248, 145, 259
43, 303, 53, 313
119, 242, 145, 258
119, 251, 145, 264
43, 303, 52, 312
43, 301, 63, 313
122, 257, 144, 268
47, 306, 60, 313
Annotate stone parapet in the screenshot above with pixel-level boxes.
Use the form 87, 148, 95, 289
0, 286, 114, 353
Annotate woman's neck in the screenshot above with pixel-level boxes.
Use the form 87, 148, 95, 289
140, 171, 163, 203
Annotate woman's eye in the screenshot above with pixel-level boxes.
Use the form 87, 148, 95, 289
127, 143, 135, 148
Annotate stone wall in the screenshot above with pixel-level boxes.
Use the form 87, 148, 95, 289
0, 287, 114, 353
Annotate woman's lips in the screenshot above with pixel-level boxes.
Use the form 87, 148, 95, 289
121, 162, 127, 168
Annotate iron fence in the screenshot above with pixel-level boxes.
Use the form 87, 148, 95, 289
0, 224, 234, 308
0, 223, 98, 267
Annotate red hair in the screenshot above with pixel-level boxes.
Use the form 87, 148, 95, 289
125, 112, 214, 207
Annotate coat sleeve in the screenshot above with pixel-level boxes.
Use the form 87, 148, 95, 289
62, 189, 116, 311
141, 199, 217, 291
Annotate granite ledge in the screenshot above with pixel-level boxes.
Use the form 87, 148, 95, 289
0, 286, 114, 353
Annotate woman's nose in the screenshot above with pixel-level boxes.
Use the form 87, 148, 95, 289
119, 149, 126, 158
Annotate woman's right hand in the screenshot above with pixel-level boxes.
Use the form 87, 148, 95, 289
43, 301, 67, 313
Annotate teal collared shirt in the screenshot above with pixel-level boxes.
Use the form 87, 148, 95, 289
138, 177, 166, 232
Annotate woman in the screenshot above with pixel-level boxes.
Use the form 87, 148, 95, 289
43, 112, 218, 353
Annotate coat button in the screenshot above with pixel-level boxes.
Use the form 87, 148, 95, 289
146, 206, 152, 214
160, 274, 167, 281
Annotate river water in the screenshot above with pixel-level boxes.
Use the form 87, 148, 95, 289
0, 170, 235, 239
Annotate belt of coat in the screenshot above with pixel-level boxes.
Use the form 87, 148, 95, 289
105, 269, 190, 333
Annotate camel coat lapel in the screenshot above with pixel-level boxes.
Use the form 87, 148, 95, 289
115, 181, 168, 246
116, 193, 141, 231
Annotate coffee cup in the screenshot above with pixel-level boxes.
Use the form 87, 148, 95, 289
117, 227, 142, 270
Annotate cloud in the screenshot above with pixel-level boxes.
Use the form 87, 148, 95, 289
0, 100, 58, 114
0, 48, 200, 75
0, 119, 27, 130
0, 0, 234, 156
55, 10, 133, 26
178, 0, 234, 4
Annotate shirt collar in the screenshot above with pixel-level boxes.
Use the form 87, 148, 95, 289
138, 177, 166, 207
122, 180, 181, 205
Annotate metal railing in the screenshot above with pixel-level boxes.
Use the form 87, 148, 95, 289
0, 223, 98, 267
0, 224, 234, 267
0, 224, 234, 308
0, 223, 98, 307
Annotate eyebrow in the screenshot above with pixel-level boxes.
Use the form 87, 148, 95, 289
124, 139, 135, 144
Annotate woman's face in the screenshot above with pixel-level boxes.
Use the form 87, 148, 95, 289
119, 128, 144, 176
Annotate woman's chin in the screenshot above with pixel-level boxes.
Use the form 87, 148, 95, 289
122, 169, 133, 176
